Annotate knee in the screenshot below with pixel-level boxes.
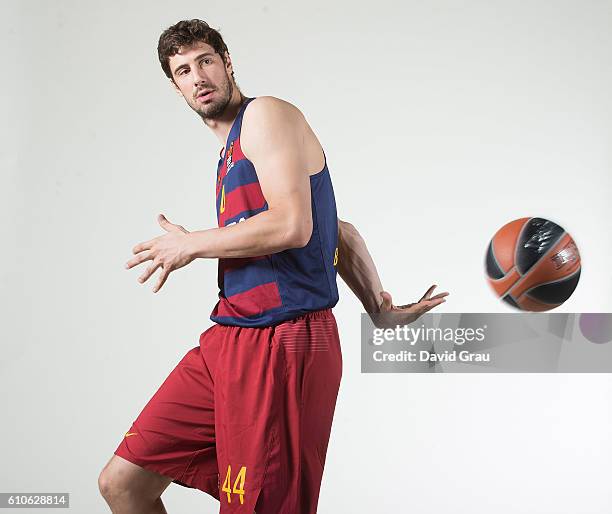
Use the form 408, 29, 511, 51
98, 466, 127, 503
97, 467, 113, 500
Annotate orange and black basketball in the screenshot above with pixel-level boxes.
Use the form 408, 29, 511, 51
485, 217, 581, 311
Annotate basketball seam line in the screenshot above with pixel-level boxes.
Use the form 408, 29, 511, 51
489, 241, 506, 278
522, 267, 581, 299
496, 266, 517, 298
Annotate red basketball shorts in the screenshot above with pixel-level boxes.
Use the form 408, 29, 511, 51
114, 308, 342, 513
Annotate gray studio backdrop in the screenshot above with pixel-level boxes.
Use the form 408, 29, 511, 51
2, 0, 612, 513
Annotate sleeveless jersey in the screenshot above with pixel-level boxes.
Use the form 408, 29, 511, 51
210, 97, 339, 327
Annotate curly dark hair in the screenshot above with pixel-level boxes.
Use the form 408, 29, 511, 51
157, 19, 233, 82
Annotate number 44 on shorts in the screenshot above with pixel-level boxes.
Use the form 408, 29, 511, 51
221, 464, 247, 504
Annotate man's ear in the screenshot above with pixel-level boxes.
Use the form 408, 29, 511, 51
224, 51, 234, 76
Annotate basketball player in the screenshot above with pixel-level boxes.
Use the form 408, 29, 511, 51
98, 19, 448, 514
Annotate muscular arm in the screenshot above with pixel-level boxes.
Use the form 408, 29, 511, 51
337, 219, 384, 314
186, 97, 313, 259
337, 218, 449, 325
127, 97, 322, 292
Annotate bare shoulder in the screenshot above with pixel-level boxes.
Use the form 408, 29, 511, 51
241, 96, 323, 172
241, 96, 308, 160
242, 96, 306, 129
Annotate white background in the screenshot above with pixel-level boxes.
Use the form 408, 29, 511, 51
2, 0, 611, 513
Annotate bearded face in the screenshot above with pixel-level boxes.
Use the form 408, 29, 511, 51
169, 41, 235, 121
189, 64, 234, 120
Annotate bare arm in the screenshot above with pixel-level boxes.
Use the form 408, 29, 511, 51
337, 219, 384, 314
186, 97, 312, 258
126, 97, 314, 291
337, 218, 449, 326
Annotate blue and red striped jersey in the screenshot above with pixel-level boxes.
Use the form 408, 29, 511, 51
210, 97, 339, 327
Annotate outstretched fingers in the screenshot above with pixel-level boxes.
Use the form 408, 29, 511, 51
153, 267, 170, 293
419, 284, 438, 302
125, 250, 153, 270
422, 296, 446, 309
138, 259, 163, 284
132, 237, 158, 255
430, 291, 450, 301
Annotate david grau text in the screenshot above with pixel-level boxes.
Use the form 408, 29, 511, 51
372, 350, 491, 363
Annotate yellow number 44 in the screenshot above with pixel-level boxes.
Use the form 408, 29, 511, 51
221, 464, 247, 504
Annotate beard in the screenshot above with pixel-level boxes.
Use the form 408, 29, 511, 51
191, 74, 234, 121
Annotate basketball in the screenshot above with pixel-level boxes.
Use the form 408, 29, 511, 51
485, 217, 581, 311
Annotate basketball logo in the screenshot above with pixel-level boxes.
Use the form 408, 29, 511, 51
485, 217, 581, 311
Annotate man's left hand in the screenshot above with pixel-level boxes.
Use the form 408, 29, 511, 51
373, 285, 449, 328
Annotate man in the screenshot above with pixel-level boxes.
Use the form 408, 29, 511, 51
98, 19, 448, 514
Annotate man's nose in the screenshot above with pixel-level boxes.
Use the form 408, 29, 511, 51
191, 66, 209, 86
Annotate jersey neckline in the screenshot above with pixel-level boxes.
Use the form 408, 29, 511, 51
217, 96, 256, 169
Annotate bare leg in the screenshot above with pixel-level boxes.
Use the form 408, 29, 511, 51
98, 455, 174, 514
